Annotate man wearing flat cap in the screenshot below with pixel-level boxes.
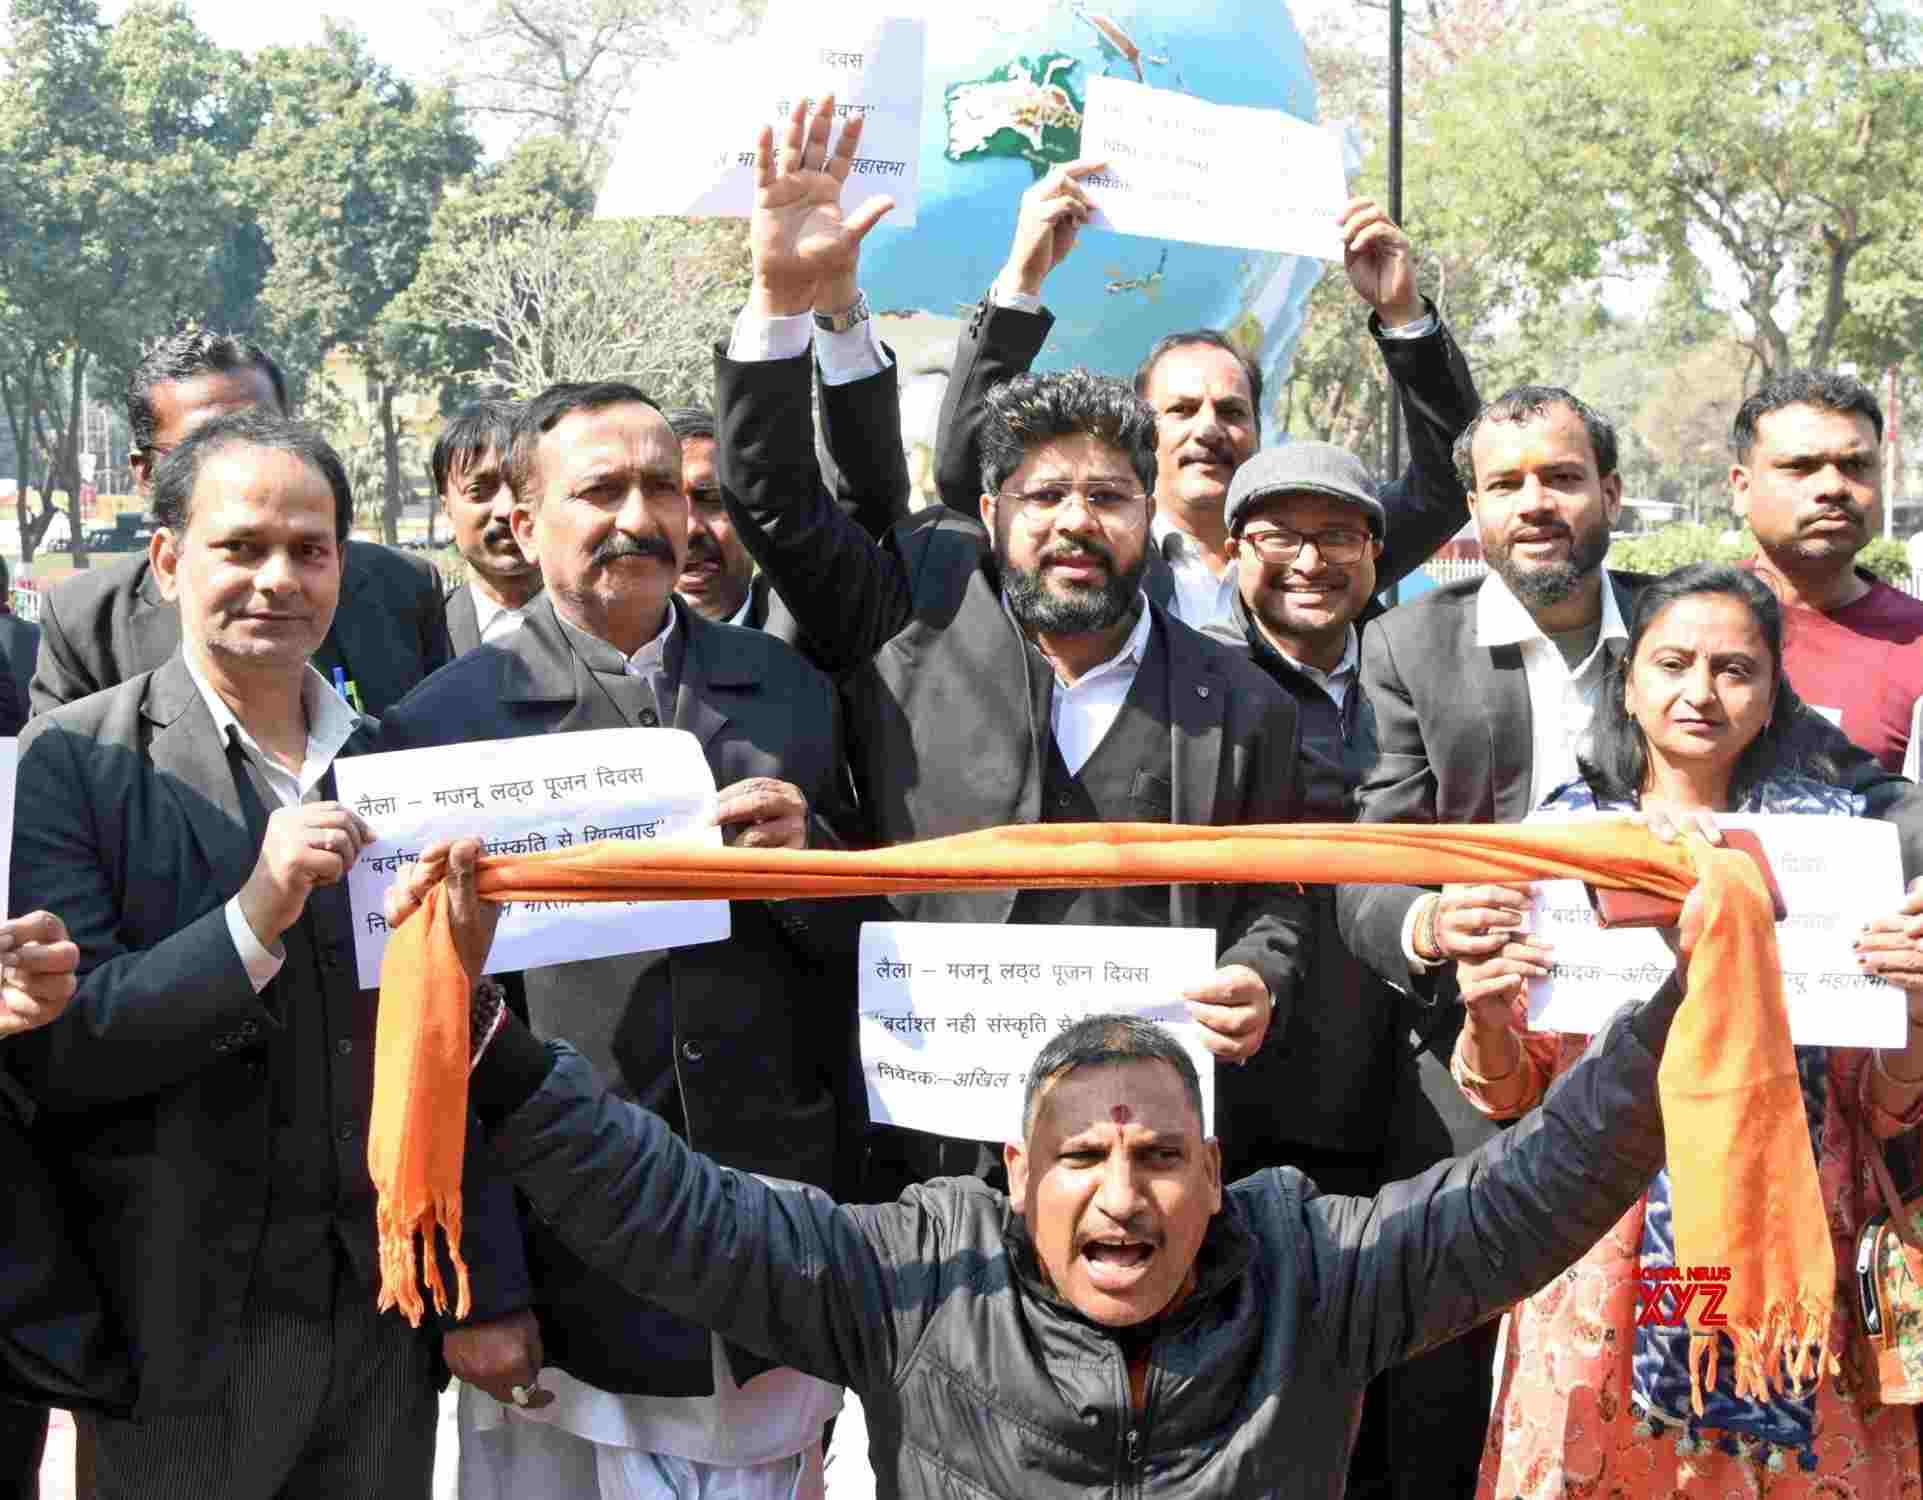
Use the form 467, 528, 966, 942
1205, 440, 1491, 1500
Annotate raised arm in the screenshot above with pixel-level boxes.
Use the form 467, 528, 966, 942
717, 96, 917, 675
933, 161, 1103, 516
1308, 973, 1682, 1377
474, 1021, 949, 1397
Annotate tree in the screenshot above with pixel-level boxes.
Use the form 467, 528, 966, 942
243, 24, 480, 542
1415, 0, 1923, 378
0, 0, 252, 565
407, 212, 750, 403
432, 0, 763, 173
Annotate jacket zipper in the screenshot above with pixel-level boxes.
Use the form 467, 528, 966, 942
1117, 1341, 1157, 1497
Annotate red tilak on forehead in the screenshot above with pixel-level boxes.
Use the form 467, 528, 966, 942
1111, 1105, 1133, 1126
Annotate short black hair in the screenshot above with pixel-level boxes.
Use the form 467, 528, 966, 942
126, 329, 288, 451
1021, 1015, 1204, 1138
507, 381, 662, 503
1579, 562, 1834, 804
1731, 369, 1883, 462
429, 400, 518, 499
663, 407, 716, 444
1133, 330, 1263, 428
150, 410, 353, 542
979, 370, 1158, 499
1452, 385, 1619, 492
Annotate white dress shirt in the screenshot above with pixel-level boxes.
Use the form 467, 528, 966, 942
471, 581, 530, 643
1034, 597, 1155, 776
1400, 570, 1628, 971
184, 656, 365, 991
726, 305, 892, 386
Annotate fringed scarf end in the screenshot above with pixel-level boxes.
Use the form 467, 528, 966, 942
374, 1198, 472, 1327
1689, 1295, 1834, 1413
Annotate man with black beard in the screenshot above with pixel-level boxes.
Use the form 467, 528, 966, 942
716, 98, 1309, 1189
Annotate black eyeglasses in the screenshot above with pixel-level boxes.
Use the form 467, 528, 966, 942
1239, 526, 1372, 565
998, 484, 1148, 522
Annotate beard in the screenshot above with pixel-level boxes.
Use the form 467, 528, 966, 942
998, 530, 1148, 636
1486, 514, 1612, 611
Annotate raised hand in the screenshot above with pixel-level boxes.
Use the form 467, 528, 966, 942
751, 95, 896, 317
998, 159, 1104, 299
1339, 197, 1423, 327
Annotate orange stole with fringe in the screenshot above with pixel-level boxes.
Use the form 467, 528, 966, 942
368, 819, 1830, 1411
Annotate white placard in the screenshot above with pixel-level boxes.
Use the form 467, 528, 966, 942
597, 15, 926, 226
860, 923, 1217, 1143
337, 728, 729, 989
1524, 813, 1905, 1048
1079, 76, 1347, 259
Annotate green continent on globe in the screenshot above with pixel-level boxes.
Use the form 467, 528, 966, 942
943, 52, 1084, 178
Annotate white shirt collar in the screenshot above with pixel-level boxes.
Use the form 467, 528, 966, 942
470, 580, 530, 640
1284, 624, 1360, 689
1474, 568, 1628, 657
1060, 594, 1154, 691
182, 652, 364, 800
555, 600, 678, 675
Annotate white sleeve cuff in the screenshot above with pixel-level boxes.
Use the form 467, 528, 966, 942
813, 317, 892, 387
727, 306, 815, 364
1378, 311, 1439, 341
1401, 895, 1442, 975
991, 284, 1044, 315
227, 897, 285, 993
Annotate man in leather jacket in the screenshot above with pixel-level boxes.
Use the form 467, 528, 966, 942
394, 840, 1698, 1499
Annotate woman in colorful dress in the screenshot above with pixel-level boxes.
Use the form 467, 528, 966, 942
1454, 562, 1923, 1496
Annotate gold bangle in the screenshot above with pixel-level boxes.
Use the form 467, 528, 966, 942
1455, 1030, 1523, 1087
1415, 893, 1444, 963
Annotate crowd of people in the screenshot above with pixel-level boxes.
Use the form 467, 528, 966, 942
5, 95, 1923, 1500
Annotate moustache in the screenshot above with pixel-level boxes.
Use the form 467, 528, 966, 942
482, 524, 519, 551
682, 536, 722, 568
1041, 541, 1116, 573
590, 532, 676, 568
1802, 504, 1866, 529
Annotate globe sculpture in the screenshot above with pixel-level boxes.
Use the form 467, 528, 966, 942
862, 0, 1327, 494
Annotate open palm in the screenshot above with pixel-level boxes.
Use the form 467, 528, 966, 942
751, 97, 894, 298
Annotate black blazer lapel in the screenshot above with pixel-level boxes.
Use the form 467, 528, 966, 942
445, 585, 481, 658
673, 606, 747, 752
498, 597, 608, 734
1163, 613, 1222, 931
1485, 642, 1536, 823
125, 562, 181, 677
141, 655, 259, 886
324, 548, 387, 707
1145, 546, 1176, 613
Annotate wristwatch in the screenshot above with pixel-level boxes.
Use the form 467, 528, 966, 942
813, 290, 871, 334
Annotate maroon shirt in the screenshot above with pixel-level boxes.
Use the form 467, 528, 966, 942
1759, 568, 1923, 772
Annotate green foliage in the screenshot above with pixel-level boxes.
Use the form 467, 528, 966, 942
1606, 524, 1754, 576
1859, 537, 1912, 586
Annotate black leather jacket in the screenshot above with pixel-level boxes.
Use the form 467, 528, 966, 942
482, 983, 1680, 1498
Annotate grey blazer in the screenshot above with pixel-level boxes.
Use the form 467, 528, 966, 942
31, 541, 452, 718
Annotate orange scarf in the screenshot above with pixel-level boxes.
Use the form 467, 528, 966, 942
370, 818, 1829, 1409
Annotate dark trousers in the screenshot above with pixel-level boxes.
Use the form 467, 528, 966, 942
0, 1405, 43, 1500
76, 1254, 436, 1500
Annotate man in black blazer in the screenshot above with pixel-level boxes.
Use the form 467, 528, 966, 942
722, 102, 1307, 1188
1333, 384, 1923, 1499
0, 557, 35, 735
433, 399, 542, 657
382, 380, 869, 1495
30, 330, 451, 716
934, 169, 1478, 633
8, 412, 519, 1498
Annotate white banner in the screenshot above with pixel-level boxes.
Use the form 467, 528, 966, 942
1524, 812, 1905, 1047
597, 15, 926, 225
336, 728, 728, 989
860, 922, 1217, 1143
1079, 76, 1347, 258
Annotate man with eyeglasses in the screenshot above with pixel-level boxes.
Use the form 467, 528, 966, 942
715, 98, 1309, 1193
